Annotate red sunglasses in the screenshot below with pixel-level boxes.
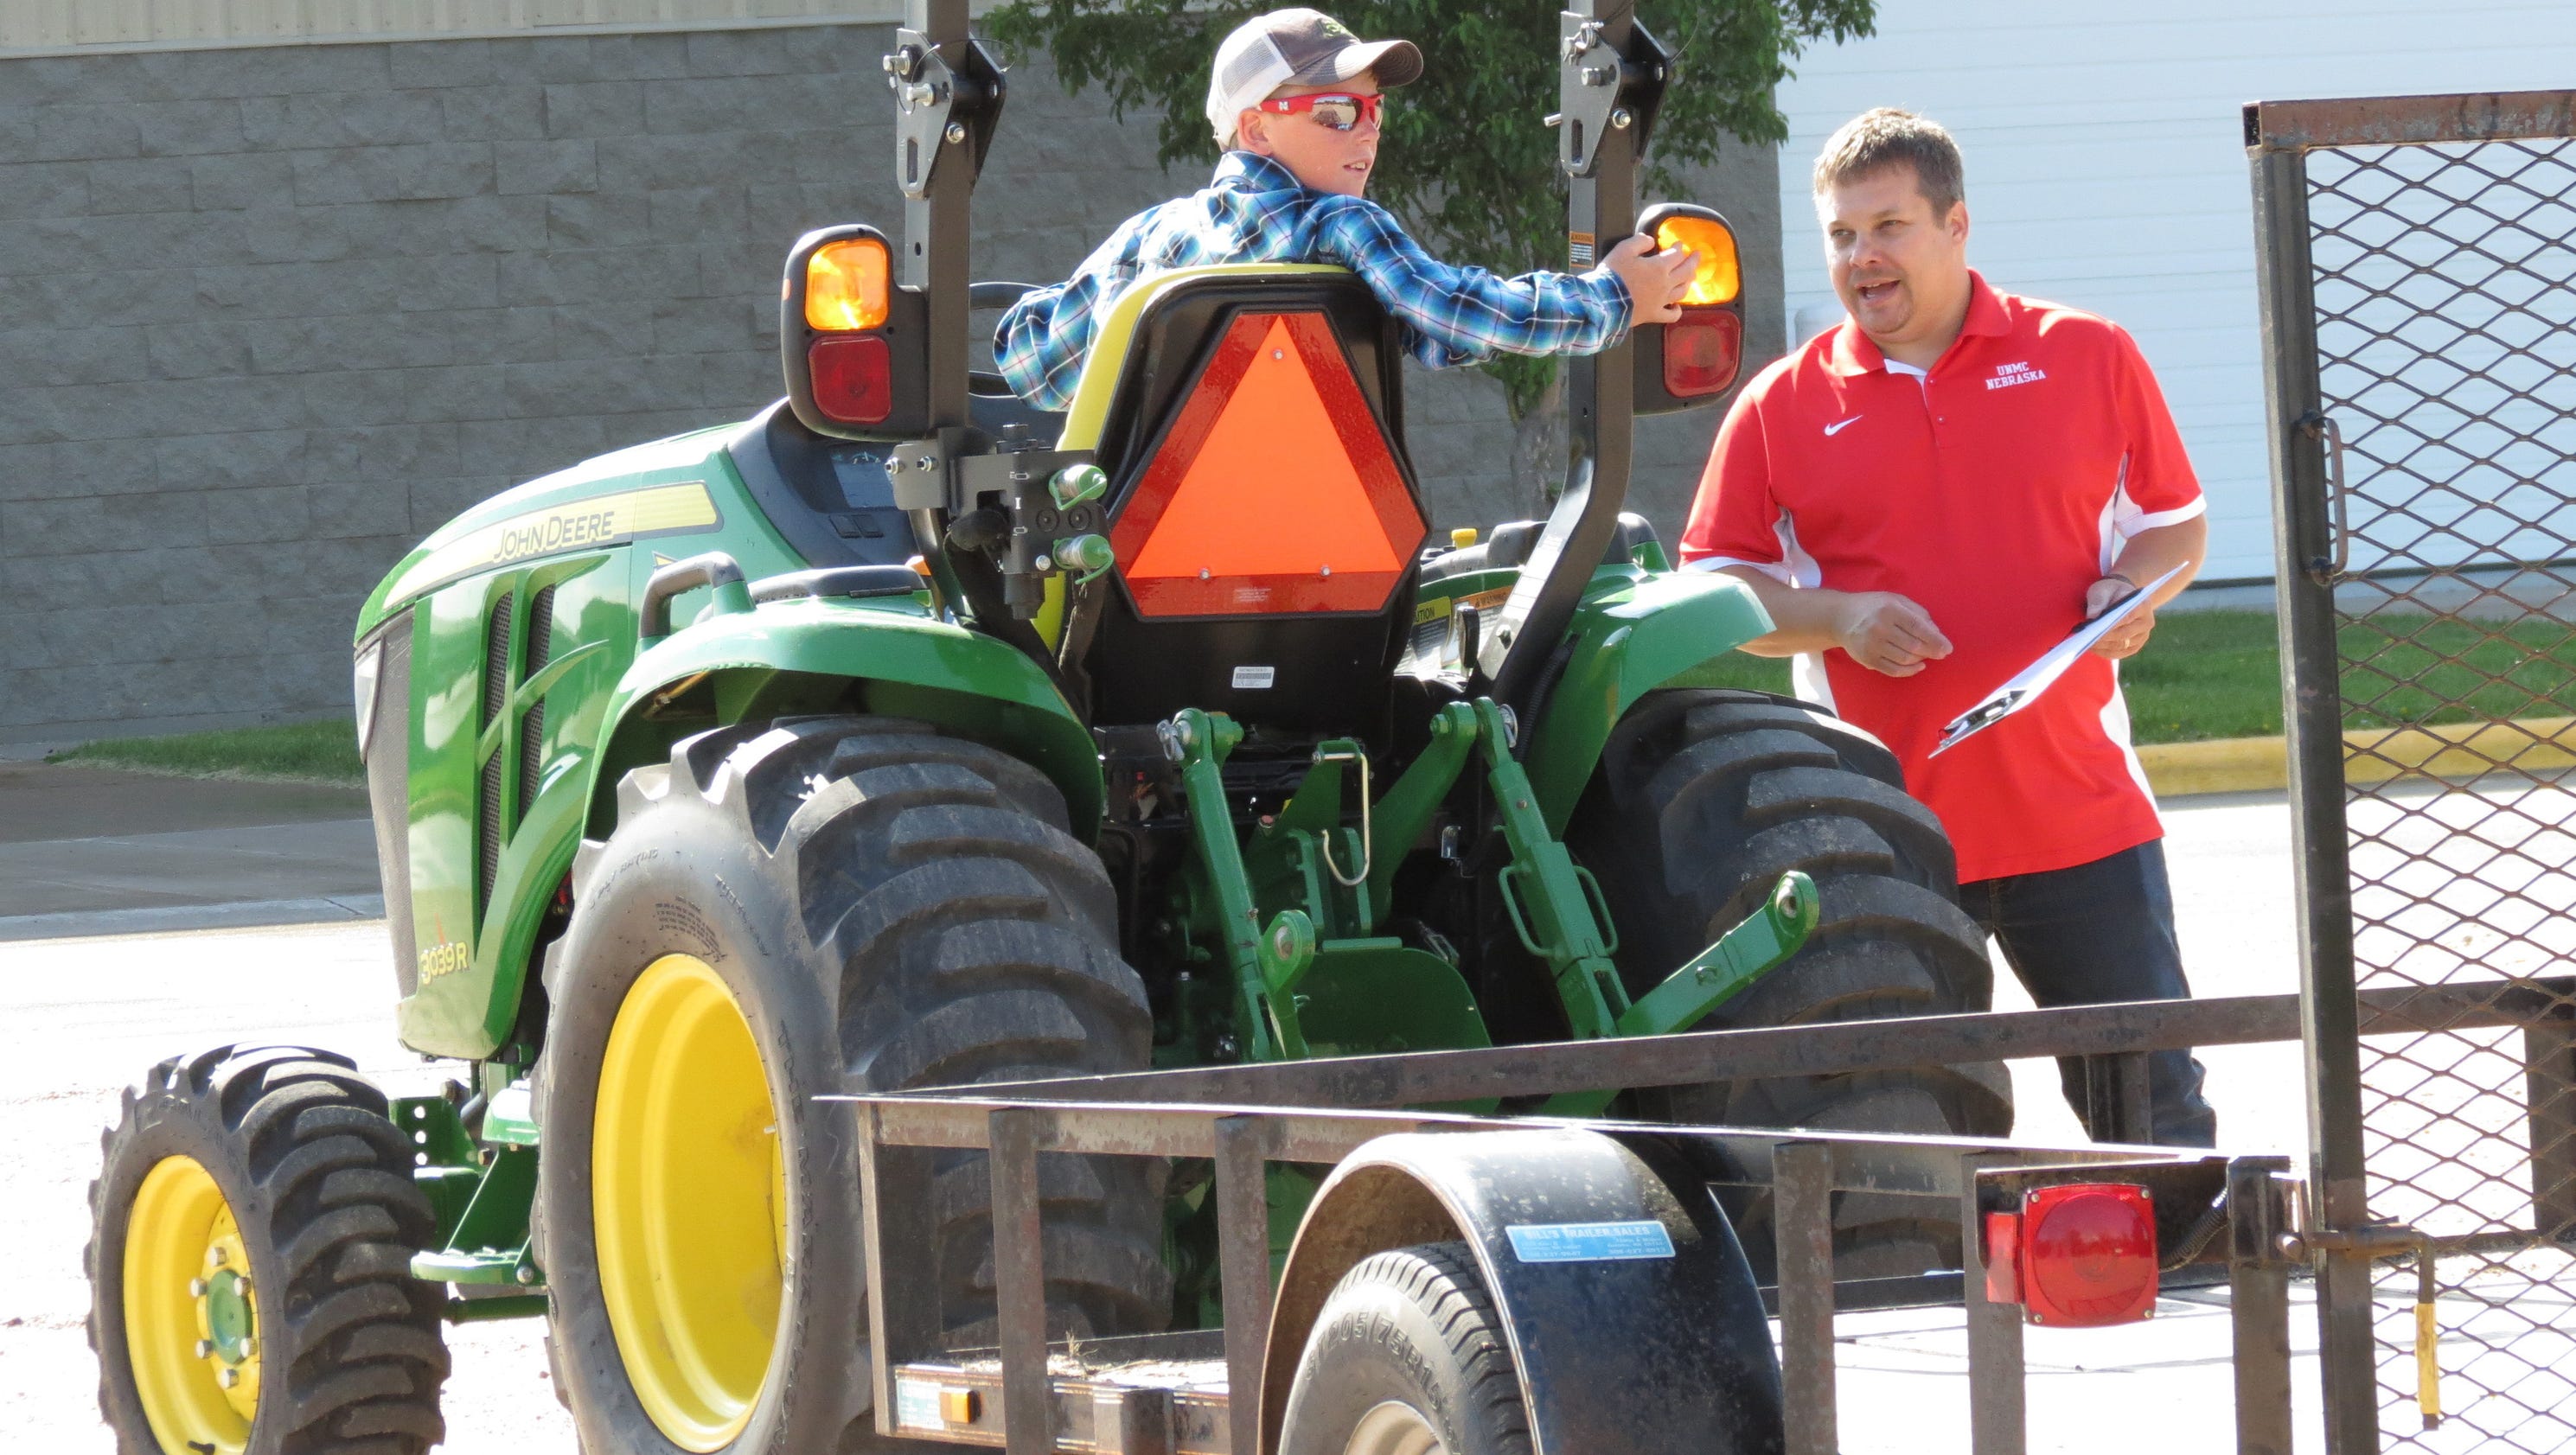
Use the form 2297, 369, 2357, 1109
1257, 92, 1386, 131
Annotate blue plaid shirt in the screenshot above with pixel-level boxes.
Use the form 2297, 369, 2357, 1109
995, 152, 1634, 412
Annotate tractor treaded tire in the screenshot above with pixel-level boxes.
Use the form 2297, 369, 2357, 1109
535, 716, 1167, 1455
1569, 691, 2014, 1279
1276, 1242, 1531, 1455
88, 1044, 450, 1455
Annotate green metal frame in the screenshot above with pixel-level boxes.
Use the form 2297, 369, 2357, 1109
395, 1093, 545, 1314
1156, 693, 1819, 1088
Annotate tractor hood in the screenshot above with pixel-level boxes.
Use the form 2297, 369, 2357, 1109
354, 424, 746, 643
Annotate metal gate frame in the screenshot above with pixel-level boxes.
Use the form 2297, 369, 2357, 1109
2249, 90, 2576, 1455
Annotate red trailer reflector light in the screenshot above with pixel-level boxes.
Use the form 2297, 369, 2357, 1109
1664, 309, 1742, 398
1991, 1183, 2157, 1327
1983, 1209, 2023, 1306
809, 334, 892, 425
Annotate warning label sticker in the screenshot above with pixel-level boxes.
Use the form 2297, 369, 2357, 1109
1414, 584, 1512, 628
894, 1379, 943, 1430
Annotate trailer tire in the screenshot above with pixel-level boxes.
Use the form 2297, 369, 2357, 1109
533, 717, 1167, 1455
87, 1044, 450, 1455
1569, 690, 2014, 1278
1276, 1242, 1531, 1455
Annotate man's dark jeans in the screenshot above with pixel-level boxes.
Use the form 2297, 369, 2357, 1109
1957, 839, 2219, 1147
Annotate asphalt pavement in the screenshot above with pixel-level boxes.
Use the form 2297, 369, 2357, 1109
0, 762, 382, 940
0, 763, 2352, 1452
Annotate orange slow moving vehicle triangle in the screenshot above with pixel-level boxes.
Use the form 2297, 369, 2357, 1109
1112, 311, 1426, 616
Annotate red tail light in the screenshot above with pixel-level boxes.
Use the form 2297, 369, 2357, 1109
1663, 309, 1742, 398
1983, 1182, 2157, 1327
809, 335, 892, 425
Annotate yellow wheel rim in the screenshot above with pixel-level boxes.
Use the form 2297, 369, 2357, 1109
595, 954, 787, 1452
124, 1156, 261, 1455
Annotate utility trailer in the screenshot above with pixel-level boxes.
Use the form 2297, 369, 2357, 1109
833, 1008, 2327, 1455
838, 951, 2576, 1455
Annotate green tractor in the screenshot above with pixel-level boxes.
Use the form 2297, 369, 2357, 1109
86, 4, 2007, 1452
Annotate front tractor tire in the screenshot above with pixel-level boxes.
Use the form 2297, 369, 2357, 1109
1571, 691, 2015, 1278
534, 717, 1168, 1455
86, 1045, 450, 1455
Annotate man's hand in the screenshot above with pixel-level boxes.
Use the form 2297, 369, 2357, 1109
1604, 233, 1697, 324
1833, 591, 1952, 677
2085, 575, 2156, 659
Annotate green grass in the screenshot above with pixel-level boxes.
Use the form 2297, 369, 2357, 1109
2122, 609, 2286, 743
1679, 609, 2576, 746
50, 719, 365, 786
2336, 613, 2576, 731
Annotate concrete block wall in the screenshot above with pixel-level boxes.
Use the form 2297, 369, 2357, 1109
0, 22, 1780, 743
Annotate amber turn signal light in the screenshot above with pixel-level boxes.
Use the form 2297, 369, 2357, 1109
804, 237, 891, 331
1652, 213, 1741, 308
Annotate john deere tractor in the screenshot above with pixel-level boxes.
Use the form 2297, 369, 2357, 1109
86, 4, 2009, 1452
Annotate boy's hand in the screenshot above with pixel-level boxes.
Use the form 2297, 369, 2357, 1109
1604, 233, 1697, 324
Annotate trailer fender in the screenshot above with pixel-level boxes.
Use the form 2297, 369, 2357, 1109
1262, 1126, 1783, 1455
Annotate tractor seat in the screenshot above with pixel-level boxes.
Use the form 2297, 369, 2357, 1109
1054, 266, 1431, 735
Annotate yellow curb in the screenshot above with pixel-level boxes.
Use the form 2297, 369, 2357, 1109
2142, 716, 2576, 799
2139, 735, 2287, 797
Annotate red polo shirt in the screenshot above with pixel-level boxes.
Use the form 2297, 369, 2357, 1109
1679, 274, 2203, 882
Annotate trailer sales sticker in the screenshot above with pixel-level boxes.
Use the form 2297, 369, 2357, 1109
1504, 1220, 1675, 1263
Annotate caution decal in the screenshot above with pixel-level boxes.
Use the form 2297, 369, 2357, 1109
388, 482, 719, 604
1413, 584, 1512, 628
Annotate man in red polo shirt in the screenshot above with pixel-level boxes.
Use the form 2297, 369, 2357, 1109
1681, 108, 2215, 1145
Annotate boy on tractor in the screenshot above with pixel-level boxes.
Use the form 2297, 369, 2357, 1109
995, 6, 1702, 411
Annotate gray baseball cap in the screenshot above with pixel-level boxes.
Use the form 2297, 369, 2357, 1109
1206, 9, 1423, 144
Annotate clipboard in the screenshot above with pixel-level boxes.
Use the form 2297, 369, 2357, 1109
1928, 563, 2186, 758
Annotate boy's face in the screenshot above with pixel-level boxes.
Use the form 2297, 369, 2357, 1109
1237, 76, 1382, 197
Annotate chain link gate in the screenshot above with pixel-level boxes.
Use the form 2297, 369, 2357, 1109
2248, 92, 2576, 1454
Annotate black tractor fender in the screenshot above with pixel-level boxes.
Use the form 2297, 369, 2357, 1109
1261, 1125, 1785, 1455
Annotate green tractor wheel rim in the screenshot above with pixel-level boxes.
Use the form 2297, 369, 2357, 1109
594, 954, 787, 1452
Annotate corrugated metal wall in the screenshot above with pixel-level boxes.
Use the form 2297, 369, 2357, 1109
0, 2, 895, 52
1774, 0, 2576, 584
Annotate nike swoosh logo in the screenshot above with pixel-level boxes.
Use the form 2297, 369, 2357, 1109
1824, 415, 1863, 437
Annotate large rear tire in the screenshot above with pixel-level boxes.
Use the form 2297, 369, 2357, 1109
533, 717, 1169, 1455
87, 1045, 449, 1455
1275, 1243, 1531, 1455
1569, 690, 2014, 1278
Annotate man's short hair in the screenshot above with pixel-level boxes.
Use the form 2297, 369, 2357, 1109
1812, 108, 1964, 219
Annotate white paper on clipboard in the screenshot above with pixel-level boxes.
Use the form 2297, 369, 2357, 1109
1928, 563, 2187, 757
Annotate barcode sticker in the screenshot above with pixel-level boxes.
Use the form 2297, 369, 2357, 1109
1231, 666, 1276, 689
